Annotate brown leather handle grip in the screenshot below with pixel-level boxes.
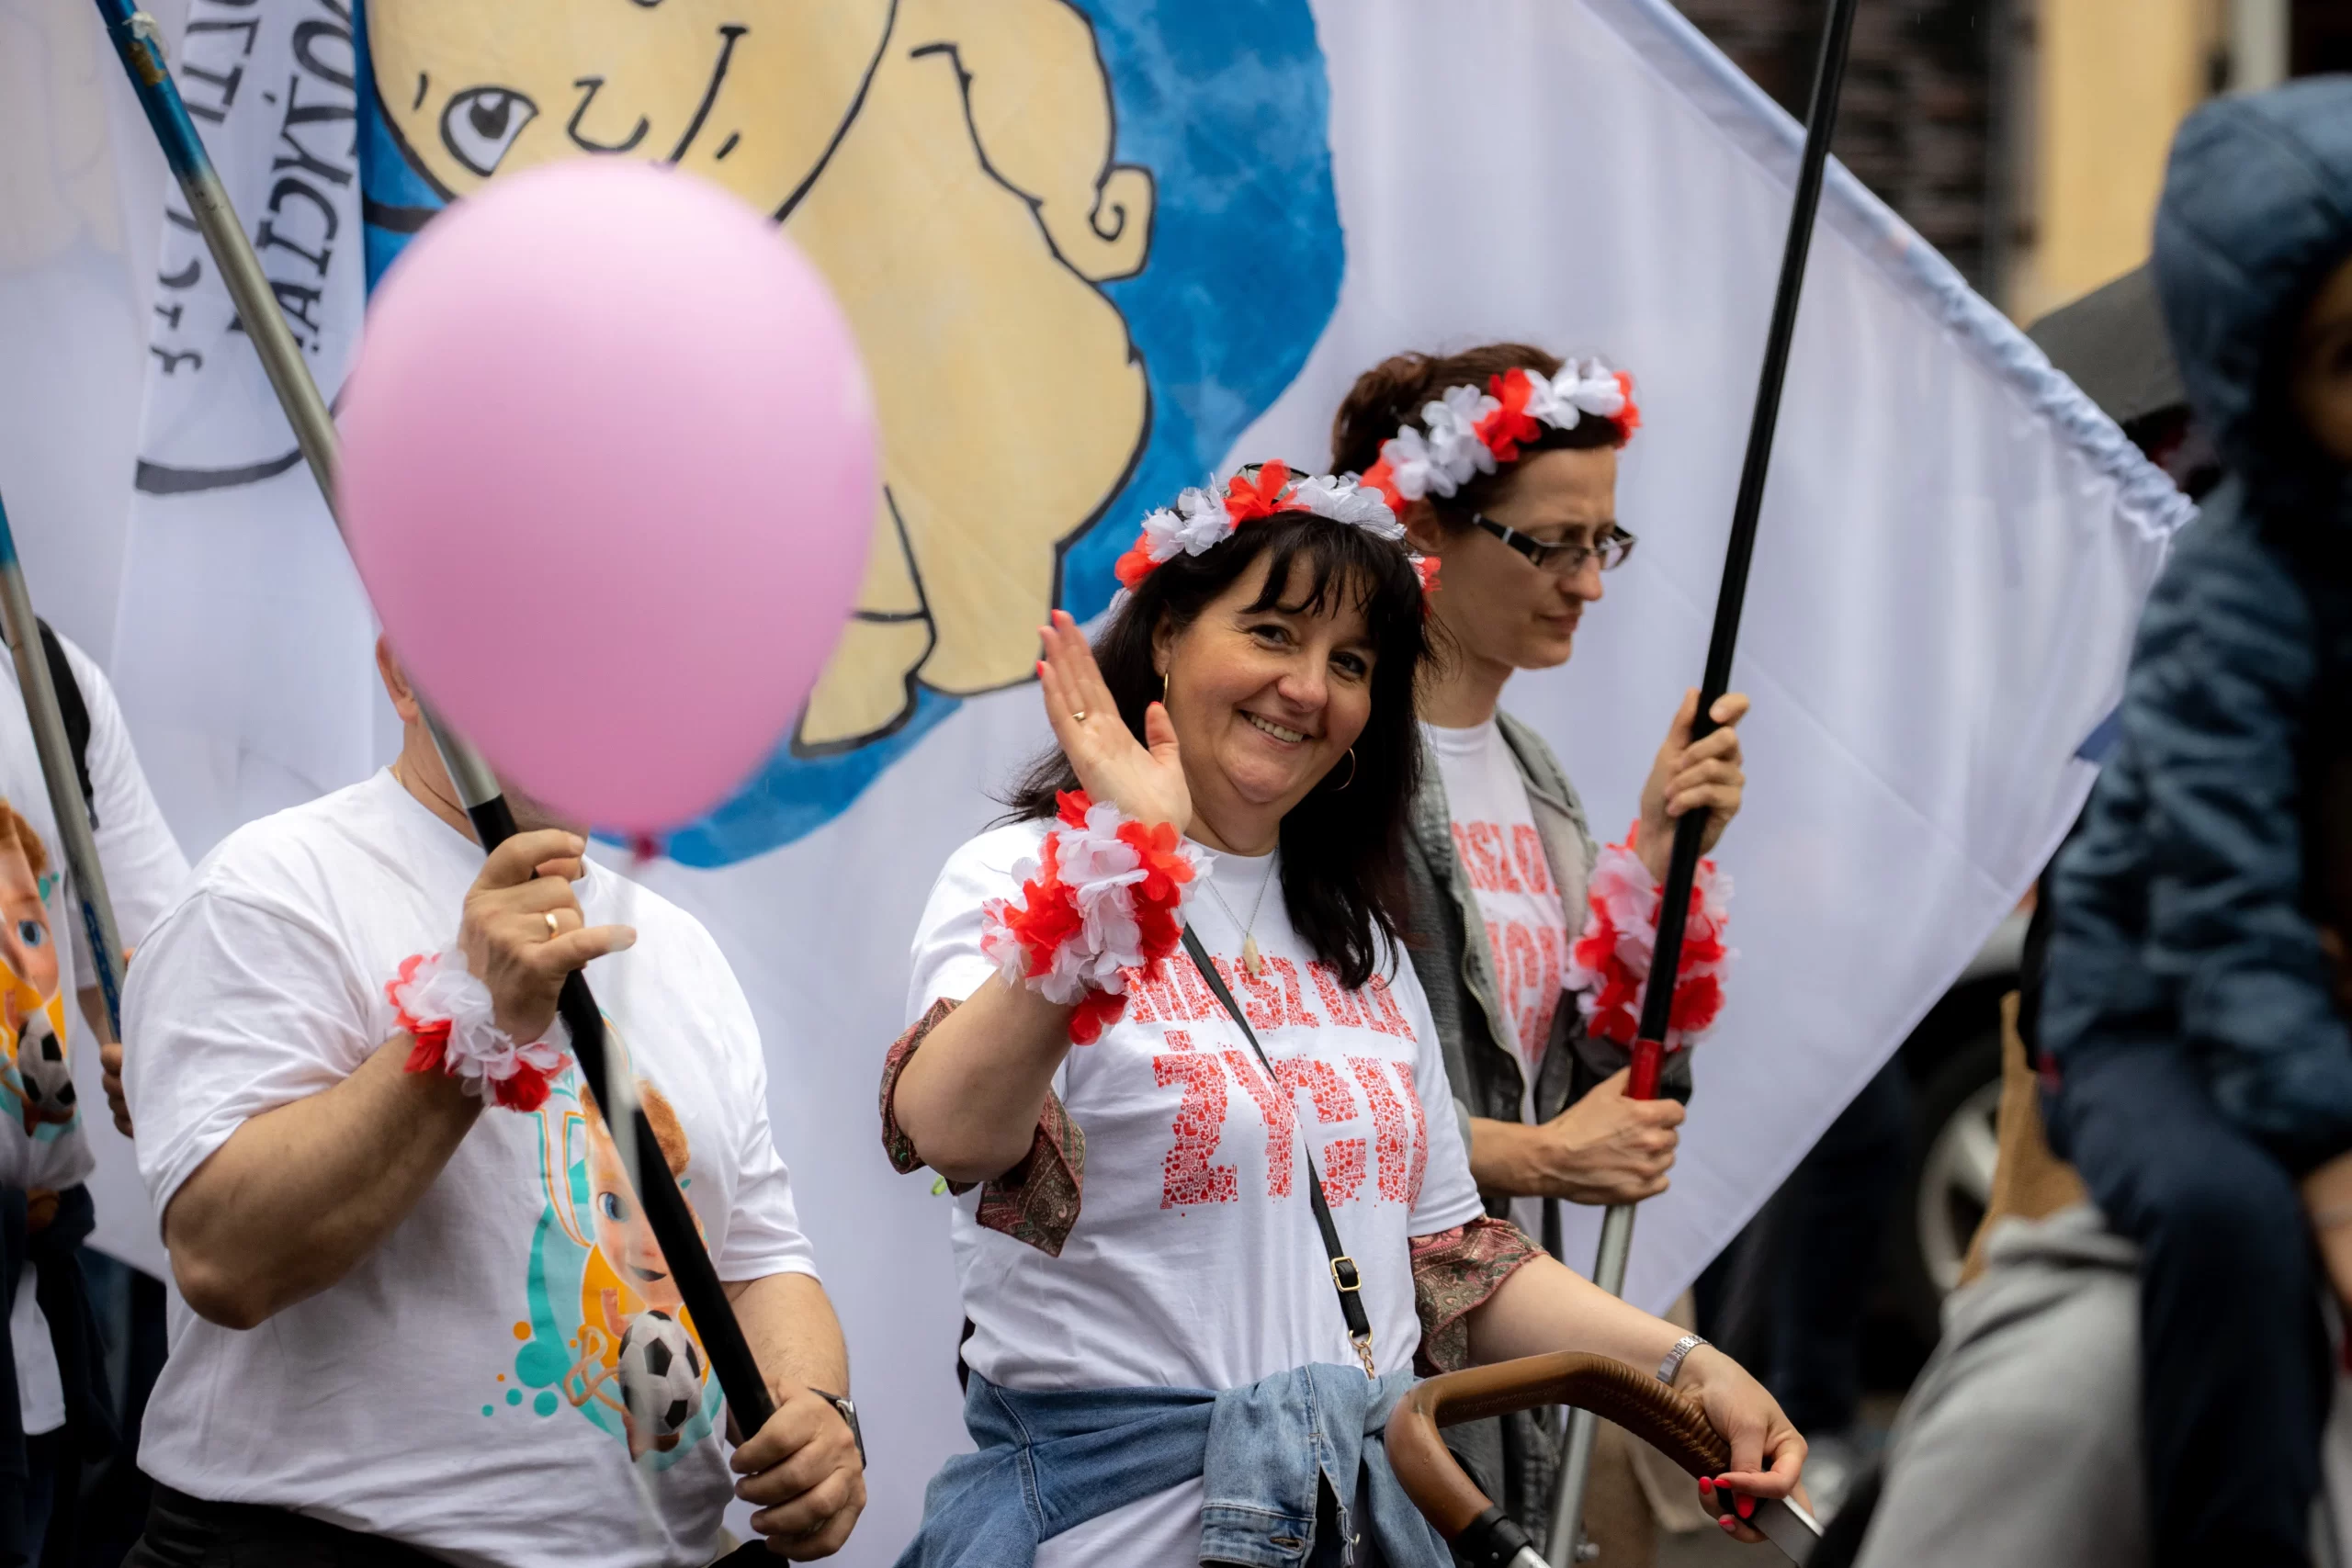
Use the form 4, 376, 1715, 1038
1384, 1353, 1730, 1540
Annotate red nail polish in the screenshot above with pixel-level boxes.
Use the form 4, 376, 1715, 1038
1697, 1478, 1713, 1494
1736, 1495, 1754, 1519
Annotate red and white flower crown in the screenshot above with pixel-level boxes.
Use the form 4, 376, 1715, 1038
1361, 360, 1639, 511
1113, 458, 1421, 592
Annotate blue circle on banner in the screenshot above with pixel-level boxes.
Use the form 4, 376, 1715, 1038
356, 0, 1341, 863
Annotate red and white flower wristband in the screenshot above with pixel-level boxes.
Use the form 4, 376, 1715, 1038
389, 949, 572, 1112
979, 790, 1206, 1044
1565, 822, 1734, 1055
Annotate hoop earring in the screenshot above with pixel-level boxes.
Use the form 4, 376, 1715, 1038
1161, 668, 1170, 704
1329, 748, 1356, 792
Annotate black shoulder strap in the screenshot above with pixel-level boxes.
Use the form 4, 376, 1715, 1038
1180, 925, 1375, 1377
34, 619, 95, 830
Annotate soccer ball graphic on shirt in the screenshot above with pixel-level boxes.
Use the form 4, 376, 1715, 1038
15, 1011, 74, 1131
616, 1310, 705, 1440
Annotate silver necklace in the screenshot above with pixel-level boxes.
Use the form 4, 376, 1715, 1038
1204, 852, 1280, 977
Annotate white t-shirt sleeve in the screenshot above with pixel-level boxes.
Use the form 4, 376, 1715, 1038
903, 825, 1035, 1024
701, 948, 819, 1284
62, 636, 190, 953
123, 879, 372, 1220
1392, 951, 1487, 1237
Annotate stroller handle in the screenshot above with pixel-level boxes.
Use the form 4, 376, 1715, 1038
1384, 1352, 1822, 1566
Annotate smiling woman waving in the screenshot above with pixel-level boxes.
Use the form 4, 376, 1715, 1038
880, 464, 1801, 1567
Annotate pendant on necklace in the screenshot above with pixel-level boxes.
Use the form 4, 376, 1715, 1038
1242, 935, 1264, 978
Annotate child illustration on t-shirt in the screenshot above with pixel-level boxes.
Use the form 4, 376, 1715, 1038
560, 1077, 711, 1460
0, 801, 73, 1140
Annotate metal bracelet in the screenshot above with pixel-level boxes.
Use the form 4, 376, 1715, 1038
1656, 1333, 1708, 1386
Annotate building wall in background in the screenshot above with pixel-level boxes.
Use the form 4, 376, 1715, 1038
2009, 0, 2216, 322
2291, 0, 2352, 73
1671, 0, 2345, 326
1673, 0, 2007, 293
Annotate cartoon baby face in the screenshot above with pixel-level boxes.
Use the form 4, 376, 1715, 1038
368, 1, 893, 215
369, 0, 1158, 757
582, 1079, 692, 1316
0, 804, 70, 1134
0, 808, 58, 1026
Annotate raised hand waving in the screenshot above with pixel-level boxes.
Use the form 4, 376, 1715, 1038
1035, 610, 1191, 835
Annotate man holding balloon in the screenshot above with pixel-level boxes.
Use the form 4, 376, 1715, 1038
82, 100, 888, 1562
114, 640, 866, 1567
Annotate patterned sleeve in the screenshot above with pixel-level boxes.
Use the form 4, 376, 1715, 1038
1409, 1215, 1543, 1375
878, 996, 1088, 1258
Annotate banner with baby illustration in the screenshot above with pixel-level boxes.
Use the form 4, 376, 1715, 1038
356, 0, 1342, 858
1, 0, 2187, 1558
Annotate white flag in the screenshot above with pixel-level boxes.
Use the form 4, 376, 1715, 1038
113, 0, 384, 863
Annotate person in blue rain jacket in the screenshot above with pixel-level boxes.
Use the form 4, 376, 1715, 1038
2041, 76, 2352, 1568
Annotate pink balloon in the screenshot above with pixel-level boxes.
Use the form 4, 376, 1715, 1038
339, 160, 876, 833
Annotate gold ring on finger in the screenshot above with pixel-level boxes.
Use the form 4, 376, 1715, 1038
1070, 709, 1088, 723
546, 911, 561, 937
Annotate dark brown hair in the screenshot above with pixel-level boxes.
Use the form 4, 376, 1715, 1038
1002, 503, 1428, 989
1330, 343, 1628, 535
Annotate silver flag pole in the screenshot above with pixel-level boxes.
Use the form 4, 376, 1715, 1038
0, 491, 128, 1038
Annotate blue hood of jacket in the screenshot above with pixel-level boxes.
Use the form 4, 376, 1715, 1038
2043, 80, 2352, 1176
2153, 77, 2352, 499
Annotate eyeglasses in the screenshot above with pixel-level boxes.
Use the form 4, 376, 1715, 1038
1471, 515, 1639, 575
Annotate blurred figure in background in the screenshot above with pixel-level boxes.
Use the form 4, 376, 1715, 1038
0, 626, 187, 1568
2039, 78, 2352, 1568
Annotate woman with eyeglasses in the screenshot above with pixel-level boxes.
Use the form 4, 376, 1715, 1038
1330, 344, 1752, 1551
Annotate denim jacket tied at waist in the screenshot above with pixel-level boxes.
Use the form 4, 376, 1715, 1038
893, 1363, 1451, 1568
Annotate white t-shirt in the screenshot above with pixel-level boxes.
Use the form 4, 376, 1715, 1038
125, 770, 818, 1568
1424, 719, 1574, 1245
0, 635, 188, 1434
907, 823, 1485, 1567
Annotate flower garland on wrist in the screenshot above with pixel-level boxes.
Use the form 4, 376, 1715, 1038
1360, 358, 1639, 512
390, 951, 573, 1111
980, 790, 1206, 1043
1564, 822, 1732, 1054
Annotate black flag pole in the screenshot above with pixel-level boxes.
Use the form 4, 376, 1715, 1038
93, 2, 778, 1439
1548, 0, 1861, 1559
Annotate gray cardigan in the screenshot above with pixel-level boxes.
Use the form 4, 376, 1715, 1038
1399, 709, 1688, 1545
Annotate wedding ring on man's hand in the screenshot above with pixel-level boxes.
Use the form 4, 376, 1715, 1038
545, 911, 561, 936
1070, 710, 1088, 723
